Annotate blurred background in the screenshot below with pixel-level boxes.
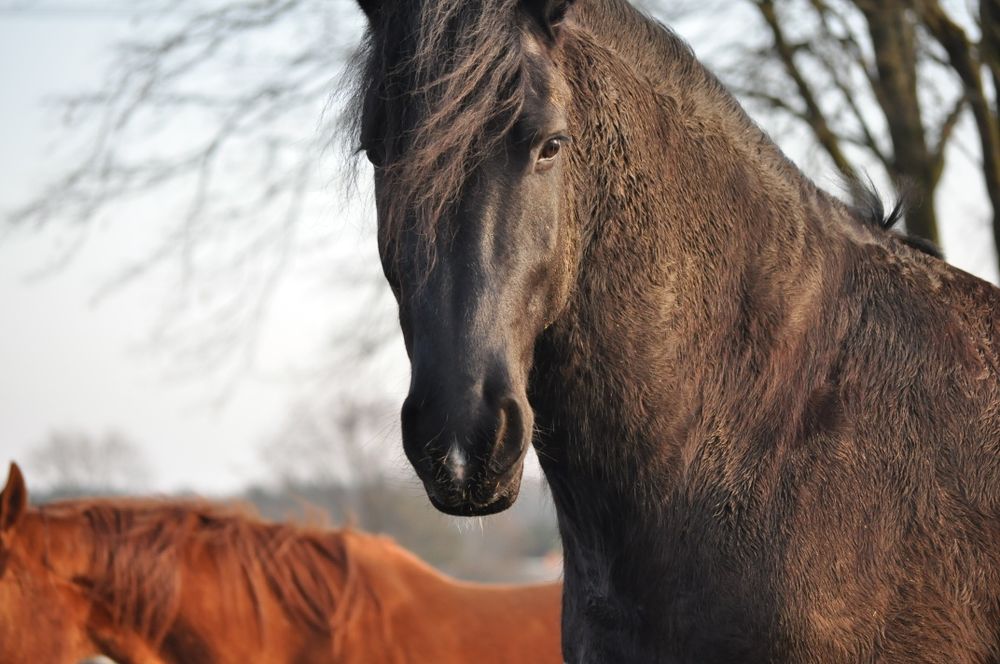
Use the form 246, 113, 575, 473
1, 0, 997, 581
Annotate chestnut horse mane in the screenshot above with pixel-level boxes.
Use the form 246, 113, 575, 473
37, 497, 374, 650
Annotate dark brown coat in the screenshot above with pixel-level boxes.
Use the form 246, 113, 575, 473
352, 0, 1000, 661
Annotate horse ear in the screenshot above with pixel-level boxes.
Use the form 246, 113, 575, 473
0, 463, 27, 534
356, 0, 381, 22
523, 0, 577, 39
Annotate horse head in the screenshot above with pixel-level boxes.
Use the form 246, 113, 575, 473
353, 0, 580, 515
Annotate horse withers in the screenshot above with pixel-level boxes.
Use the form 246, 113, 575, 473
0, 463, 562, 663
351, 0, 1000, 661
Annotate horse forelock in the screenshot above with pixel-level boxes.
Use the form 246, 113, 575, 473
36, 499, 372, 652
349, 0, 531, 264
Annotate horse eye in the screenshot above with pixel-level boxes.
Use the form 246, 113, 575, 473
539, 138, 562, 161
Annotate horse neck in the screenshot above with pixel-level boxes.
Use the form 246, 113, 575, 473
539, 1, 861, 498
19, 508, 93, 583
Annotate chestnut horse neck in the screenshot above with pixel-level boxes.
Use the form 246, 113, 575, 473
339, 532, 563, 664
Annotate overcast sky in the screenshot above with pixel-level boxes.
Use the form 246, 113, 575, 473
1, 2, 996, 495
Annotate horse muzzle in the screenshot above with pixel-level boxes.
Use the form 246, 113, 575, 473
401, 385, 531, 516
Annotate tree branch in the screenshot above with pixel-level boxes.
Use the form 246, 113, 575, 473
918, 0, 1000, 236
753, 0, 859, 181
931, 92, 969, 185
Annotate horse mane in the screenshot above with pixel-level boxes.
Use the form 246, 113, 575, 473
574, 1, 944, 261
847, 177, 943, 258
38, 498, 372, 652
347, 0, 530, 260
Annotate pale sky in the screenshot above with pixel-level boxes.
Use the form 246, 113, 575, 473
0, 5, 410, 493
0, 3, 996, 494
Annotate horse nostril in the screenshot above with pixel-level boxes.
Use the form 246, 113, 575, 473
437, 398, 524, 489
493, 401, 509, 446
489, 397, 527, 471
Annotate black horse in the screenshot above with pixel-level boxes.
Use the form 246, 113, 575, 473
349, 0, 1000, 661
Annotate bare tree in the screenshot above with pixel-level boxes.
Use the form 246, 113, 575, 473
651, 0, 998, 259
28, 429, 151, 492
259, 389, 410, 529
914, 0, 1000, 255
5, 0, 371, 388
261, 394, 398, 487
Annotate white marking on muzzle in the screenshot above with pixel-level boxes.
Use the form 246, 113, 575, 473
447, 442, 467, 483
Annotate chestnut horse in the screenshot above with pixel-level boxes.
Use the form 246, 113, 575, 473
0, 463, 561, 664
350, 0, 1000, 661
